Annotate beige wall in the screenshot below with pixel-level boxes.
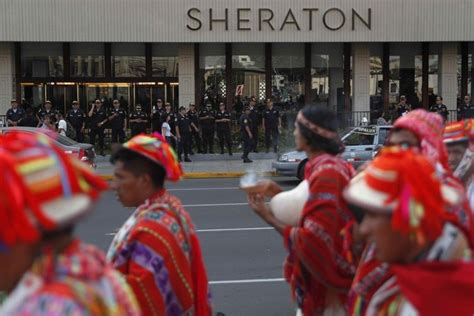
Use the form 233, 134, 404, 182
0, 43, 13, 117
0, 0, 472, 43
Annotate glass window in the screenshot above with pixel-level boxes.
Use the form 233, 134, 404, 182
272, 44, 305, 109
199, 44, 226, 107
343, 130, 375, 146
84, 84, 131, 113
112, 43, 146, 77
21, 43, 64, 77
46, 84, 77, 115
21, 84, 44, 110
369, 44, 384, 116
70, 43, 105, 77
428, 43, 440, 108
232, 43, 266, 102
311, 43, 345, 112
389, 43, 423, 112
470, 43, 474, 100
152, 43, 178, 77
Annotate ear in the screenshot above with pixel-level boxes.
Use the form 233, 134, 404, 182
140, 173, 154, 189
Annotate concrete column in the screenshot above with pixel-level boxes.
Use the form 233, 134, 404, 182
178, 44, 195, 108
0, 43, 14, 117
352, 43, 370, 124
440, 42, 458, 119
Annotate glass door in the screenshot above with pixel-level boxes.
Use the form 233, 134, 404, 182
21, 83, 45, 112
45, 83, 78, 114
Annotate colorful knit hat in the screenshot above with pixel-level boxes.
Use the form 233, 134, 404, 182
444, 121, 469, 144
0, 131, 108, 249
122, 133, 183, 181
392, 109, 449, 170
344, 147, 460, 245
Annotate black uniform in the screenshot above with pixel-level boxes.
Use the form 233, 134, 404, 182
248, 107, 260, 152
20, 113, 39, 128
130, 110, 148, 137
162, 111, 177, 149
6, 107, 25, 126
458, 104, 474, 120
199, 108, 216, 153
216, 110, 232, 155
240, 114, 253, 161
188, 109, 202, 153
89, 106, 108, 154
263, 107, 280, 153
151, 107, 165, 133
176, 114, 192, 161
66, 108, 86, 142
429, 104, 449, 121
37, 109, 59, 124
109, 107, 127, 143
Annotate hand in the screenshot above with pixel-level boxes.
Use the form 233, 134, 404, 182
247, 193, 273, 221
242, 179, 282, 197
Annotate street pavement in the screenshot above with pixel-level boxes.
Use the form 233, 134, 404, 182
76, 177, 299, 316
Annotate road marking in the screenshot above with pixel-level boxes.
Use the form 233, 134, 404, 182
168, 187, 239, 192
183, 202, 248, 207
209, 278, 285, 285
197, 227, 273, 233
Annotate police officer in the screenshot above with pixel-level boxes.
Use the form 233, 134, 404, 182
66, 100, 86, 142
162, 102, 177, 150
88, 99, 108, 156
129, 104, 149, 137
240, 106, 253, 163
263, 99, 281, 153
248, 97, 260, 152
108, 99, 127, 144
151, 99, 165, 133
429, 96, 449, 122
459, 95, 474, 120
199, 103, 216, 154
188, 103, 202, 154
176, 106, 192, 162
37, 100, 58, 127
215, 102, 233, 156
6, 99, 25, 127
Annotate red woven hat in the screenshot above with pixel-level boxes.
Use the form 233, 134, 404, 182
344, 147, 460, 245
122, 133, 183, 182
0, 131, 108, 248
444, 121, 469, 144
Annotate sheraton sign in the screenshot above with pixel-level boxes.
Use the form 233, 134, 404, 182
186, 7, 372, 32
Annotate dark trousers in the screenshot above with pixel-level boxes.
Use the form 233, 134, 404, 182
73, 125, 84, 143
89, 127, 105, 152
217, 128, 232, 154
242, 135, 254, 159
265, 127, 279, 152
202, 128, 215, 153
178, 133, 192, 159
251, 126, 259, 151
191, 130, 202, 153
111, 128, 125, 144
131, 128, 146, 137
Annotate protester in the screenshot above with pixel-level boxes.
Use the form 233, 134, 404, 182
162, 113, 176, 145
66, 100, 86, 142
444, 120, 474, 211
88, 99, 108, 156
429, 95, 449, 122
108, 134, 211, 315
344, 147, 474, 315
20, 107, 39, 127
246, 105, 357, 315
376, 112, 389, 125
347, 109, 474, 315
40, 114, 56, 132
151, 99, 165, 133
0, 131, 140, 315
6, 99, 25, 127
162, 103, 177, 150
397, 96, 411, 118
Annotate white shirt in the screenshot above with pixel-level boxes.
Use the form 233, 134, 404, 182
162, 122, 171, 137
58, 119, 67, 136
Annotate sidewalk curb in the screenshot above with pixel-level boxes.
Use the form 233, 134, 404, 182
100, 171, 276, 181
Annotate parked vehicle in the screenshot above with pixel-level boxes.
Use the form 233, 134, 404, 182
0, 127, 96, 169
273, 125, 391, 179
